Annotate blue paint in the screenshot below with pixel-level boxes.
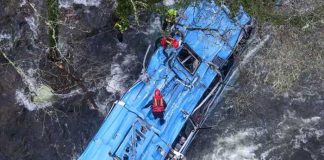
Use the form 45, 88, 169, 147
79, 2, 251, 160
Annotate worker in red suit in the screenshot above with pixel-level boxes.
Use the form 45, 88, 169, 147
144, 89, 167, 125
160, 37, 180, 49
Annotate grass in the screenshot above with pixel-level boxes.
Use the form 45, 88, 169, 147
217, 0, 323, 93
247, 25, 323, 93
216, 0, 324, 27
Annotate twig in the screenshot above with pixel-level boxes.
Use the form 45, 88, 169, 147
54, 63, 99, 109
0, 51, 35, 92
130, 0, 140, 26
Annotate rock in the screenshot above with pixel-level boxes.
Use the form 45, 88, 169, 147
0, 0, 157, 159
32, 85, 57, 103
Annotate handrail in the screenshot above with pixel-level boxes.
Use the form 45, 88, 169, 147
192, 63, 223, 114
142, 45, 151, 73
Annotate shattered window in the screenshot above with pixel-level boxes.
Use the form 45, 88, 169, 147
177, 45, 200, 74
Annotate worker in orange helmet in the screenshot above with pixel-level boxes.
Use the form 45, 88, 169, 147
144, 89, 167, 125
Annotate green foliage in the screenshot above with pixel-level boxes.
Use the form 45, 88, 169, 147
47, 0, 59, 48
116, 0, 134, 20
146, 4, 168, 15
113, 0, 202, 27
165, 9, 177, 22
114, 0, 193, 27
114, 0, 323, 28
114, 0, 148, 30
114, 19, 129, 33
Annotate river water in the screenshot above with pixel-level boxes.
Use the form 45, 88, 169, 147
187, 32, 324, 160
0, 0, 323, 160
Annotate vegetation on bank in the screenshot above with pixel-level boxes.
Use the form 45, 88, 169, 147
114, 0, 166, 30
47, 0, 59, 49
219, 0, 324, 27
44, 0, 99, 109
114, 0, 323, 28
114, 0, 195, 29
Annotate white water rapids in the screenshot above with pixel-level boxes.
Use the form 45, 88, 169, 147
59, 0, 102, 8
199, 34, 270, 160
188, 29, 324, 159
5, 1, 322, 158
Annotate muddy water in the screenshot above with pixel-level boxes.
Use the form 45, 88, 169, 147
1, 0, 323, 160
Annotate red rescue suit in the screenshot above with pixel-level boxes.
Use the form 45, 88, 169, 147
160, 37, 179, 48
152, 89, 165, 113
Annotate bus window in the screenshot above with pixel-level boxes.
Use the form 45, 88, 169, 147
177, 45, 200, 74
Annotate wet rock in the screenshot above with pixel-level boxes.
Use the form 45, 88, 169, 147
1, 0, 158, 159
2, 0, 322, 159
32, 85, 57, 103
290, 149, 312, 160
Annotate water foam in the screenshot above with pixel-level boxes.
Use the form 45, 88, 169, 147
105, 52, 137, 93
25, 16, 39, 40
204, 128, 264, 160
13, 68, 54, 111
99, 43, 140, 113
59, 0, 102, 8
0, 33, 11, 41
19, 0, 26, 7
163, 0, 175, 6
106, 63, 128, 94
276, 110, 322, 143
292, 115, 323, 149
271, 110, 324, 159
15, 90, 52, 111
146, 16, 162, 35
0, 33, 13, 50
241, 34, 270, 66
260, 145, 285, 160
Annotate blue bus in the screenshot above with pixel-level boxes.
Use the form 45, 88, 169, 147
79, 2, 252, 160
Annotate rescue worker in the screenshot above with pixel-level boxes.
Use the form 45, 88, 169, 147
114, 18, 129, 42
162, 8, 177, 31
144, 89, 167, 125
160, 36, 180, 49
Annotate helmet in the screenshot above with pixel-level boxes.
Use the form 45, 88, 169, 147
154, 89, 161, 96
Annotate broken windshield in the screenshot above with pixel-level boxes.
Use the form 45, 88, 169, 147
177, 44, 200, 74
